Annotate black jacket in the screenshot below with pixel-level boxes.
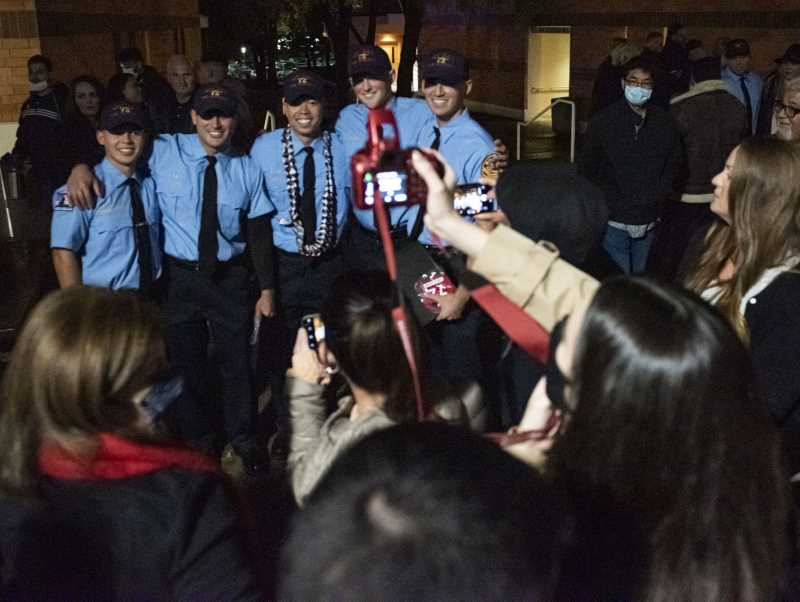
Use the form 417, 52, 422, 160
12, 83, 70, 186
0, 468, 261, 600
670, 80, 748, 196
579, 98, 681, 225
746, 271, 800, 471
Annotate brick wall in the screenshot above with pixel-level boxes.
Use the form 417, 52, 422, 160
0, 0, 201, 125
420, 2, 527, 117
420, 0, 800, 124
0, 1, 38, 122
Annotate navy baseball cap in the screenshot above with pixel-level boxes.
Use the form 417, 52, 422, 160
420, 49, 469, 85
98, 101, 146, 133
349, 45, 392, 78
725, 39, 751, 59
193, 85, 237, 118
282, 69, 326, 104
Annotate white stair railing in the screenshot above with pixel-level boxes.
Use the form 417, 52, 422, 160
516, 98, 576, 162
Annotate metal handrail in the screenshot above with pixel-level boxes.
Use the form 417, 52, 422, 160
263, 110, 276, 132
516, 98, 576, 163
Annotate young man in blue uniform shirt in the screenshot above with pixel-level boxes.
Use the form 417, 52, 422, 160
66, 85, 276, 473
416, 49, 500, 419
51, 101, 161, 292
335, 45, 433, 267
250, 70, 349, 450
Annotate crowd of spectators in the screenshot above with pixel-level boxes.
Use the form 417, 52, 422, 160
1, 35, 800, 600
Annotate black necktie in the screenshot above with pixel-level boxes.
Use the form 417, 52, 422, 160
198, 155, 218, 270
431, 126, 441, 150
740, 76, 753, 134
301, 147, 317, 246
127, 178, 153, 291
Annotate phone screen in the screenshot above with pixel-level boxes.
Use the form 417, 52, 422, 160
453, 184, 495, 218
302, 314, 326, 350
364, 170, 408, 206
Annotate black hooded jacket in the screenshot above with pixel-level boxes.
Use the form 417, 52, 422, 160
578, 98, 681, 225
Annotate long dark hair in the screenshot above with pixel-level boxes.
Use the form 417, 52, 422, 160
65, 74, 105, 123
321, 271, 421, 421
549, 277, 788, 601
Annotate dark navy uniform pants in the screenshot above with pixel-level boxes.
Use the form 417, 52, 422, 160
164, 257, 256, 455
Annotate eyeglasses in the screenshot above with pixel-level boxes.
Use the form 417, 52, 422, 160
624, 78, 654, 90
774, 100, 800, 119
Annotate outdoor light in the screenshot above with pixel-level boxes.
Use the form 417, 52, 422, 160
240, 46, 246, 54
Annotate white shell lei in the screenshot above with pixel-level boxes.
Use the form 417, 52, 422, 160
281, 127, 337, 257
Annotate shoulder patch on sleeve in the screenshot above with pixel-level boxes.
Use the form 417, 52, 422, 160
481, 152, 500, 178
53, 193, 73, 211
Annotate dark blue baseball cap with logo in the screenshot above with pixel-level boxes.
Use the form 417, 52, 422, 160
349, 45, 392, 78
420, 49, 469, 86
282, 69, 326, 104
193, 85, 237, 118
99, 101, 147, 133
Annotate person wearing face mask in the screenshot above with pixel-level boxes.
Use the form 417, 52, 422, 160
6, 54, 70, 334
10, 55, 70, 225
112, 47, 173, 133
0, 287, 261, 599
578, 55, 680, 275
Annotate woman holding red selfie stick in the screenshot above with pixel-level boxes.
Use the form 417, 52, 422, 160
417, 150, 789, 601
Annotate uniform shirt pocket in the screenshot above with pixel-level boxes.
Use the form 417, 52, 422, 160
217, 200, 243, 239
157, 172, 194, 222
90, 209, 133, 254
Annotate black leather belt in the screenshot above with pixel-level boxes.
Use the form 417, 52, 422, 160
167, 254, 243, 271
356, 221, 409, 243
275, 247, 340, 261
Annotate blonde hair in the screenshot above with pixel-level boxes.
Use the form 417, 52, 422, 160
0, 287, 168, 495
686, 138, 800, 337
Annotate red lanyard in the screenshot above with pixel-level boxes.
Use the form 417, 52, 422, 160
372, 190, 428, 421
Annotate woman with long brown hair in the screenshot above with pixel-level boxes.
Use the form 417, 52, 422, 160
0, 287, 260, 599
685, 136, 800, 469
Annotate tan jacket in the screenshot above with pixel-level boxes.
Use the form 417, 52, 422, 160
287, 377, 397, 506
470, 225, 600, 331
287, 376, 468, 506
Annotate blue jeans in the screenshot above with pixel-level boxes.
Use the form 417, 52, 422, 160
602, 224, 655, 275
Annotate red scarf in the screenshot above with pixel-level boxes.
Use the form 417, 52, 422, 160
39, 433, 219, 480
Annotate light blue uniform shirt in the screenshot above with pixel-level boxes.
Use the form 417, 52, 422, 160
51, 158, 162, 290
336, 96, 434, 233
250, 128, 350, 253
149, 133, 273, 262
416, 108, 496, 244
722, 67, 763, 134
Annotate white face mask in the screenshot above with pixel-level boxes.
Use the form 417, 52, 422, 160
29, 80, 48, 93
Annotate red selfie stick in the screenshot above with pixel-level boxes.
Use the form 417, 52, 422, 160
372, 177, 427, 420
363, 109, 428, 420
